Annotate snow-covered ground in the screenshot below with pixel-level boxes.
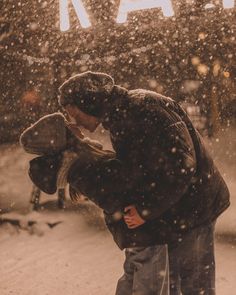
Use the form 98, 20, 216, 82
0, 209, 124, 295
0, 127, 235, 295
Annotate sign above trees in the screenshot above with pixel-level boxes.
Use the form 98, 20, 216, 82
59, 0, 235, 31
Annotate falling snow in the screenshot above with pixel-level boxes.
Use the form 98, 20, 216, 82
0, 1, 236, 294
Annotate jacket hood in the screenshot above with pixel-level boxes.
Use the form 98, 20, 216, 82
20, 113, 67, 155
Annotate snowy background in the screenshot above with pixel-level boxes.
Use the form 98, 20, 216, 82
0, 127, 235, 295
1, 1, 236, 294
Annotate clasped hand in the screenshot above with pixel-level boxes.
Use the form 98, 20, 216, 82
124, 205, 146, 229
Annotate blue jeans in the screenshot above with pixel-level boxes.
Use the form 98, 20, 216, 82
115, 245, 169, 295
169, 222, 216, 295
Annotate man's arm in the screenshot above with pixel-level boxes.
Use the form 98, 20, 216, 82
68, 157, 132, 214
68, 110, 196, 222
134, 119, 197, 221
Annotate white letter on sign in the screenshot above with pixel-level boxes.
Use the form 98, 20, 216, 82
223, 0, 235, 9
59, 0, 91, 31
116, 0, 174, 23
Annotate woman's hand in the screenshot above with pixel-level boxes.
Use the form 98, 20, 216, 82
124, 205, 146, 229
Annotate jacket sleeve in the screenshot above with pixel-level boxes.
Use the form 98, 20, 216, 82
135, 119, 197, 221
67, 157, 131, 214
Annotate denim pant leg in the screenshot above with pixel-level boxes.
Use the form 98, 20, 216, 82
116, 245, 169, 295
115, 249, 136, 295
169, 222, 216, 295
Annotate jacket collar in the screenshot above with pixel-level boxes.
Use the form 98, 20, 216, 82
102, 85, 129, 130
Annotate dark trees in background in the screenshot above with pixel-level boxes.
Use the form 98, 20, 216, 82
0, 1, 235, 142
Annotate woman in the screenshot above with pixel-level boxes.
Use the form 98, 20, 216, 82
20, 112, 169, 295
20, 112, 124, 212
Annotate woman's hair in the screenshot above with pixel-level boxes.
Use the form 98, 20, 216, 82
69, 185, 81, 202
65, 127, 115, 202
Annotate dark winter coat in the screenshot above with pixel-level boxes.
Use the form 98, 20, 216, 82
68, 86, 230, 250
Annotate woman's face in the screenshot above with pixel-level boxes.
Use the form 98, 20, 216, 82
65, 105, 101, 132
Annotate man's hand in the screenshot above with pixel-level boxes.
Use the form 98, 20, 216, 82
124, 205, 146, 229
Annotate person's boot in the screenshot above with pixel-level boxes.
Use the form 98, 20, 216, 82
30, 185, 41, 211
58, 188, 66, 209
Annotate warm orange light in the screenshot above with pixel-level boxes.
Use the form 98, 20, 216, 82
213, 63, 221, 77
197, 64, 209, 76
191, 56, 200, 66
198, 32, 206, 40
223, 71, 230, 78
21, 89, 41, 106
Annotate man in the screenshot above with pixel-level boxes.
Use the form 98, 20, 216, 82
58, 71, 230, 295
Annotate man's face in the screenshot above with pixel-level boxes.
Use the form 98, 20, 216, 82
65, 105, 100, 132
